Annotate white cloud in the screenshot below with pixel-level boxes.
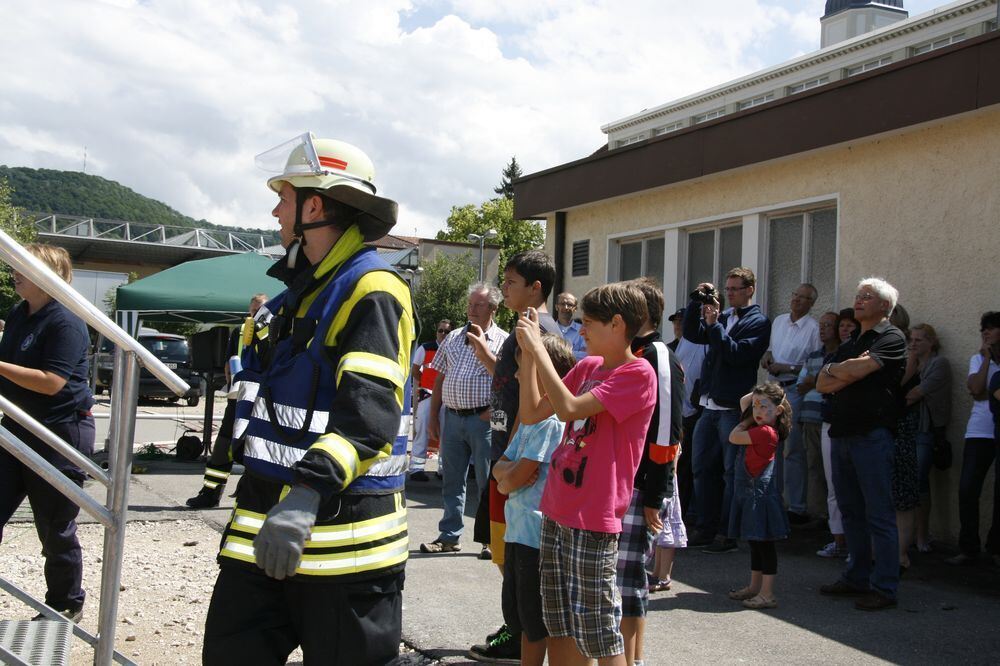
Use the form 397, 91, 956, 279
1, 0, 841, 237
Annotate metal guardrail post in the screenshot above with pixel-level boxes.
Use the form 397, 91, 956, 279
94, 349, 139, 666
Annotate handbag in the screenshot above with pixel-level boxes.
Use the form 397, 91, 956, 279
931, 426, 952, 471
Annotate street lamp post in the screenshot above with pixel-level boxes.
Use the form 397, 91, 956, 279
467, 229, 498, 281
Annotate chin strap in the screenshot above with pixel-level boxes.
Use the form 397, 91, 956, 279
293, 188, 364, 250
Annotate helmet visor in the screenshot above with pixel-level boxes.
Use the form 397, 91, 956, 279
255, 132, 323, 177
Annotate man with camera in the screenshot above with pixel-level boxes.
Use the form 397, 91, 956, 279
683, 268, 771, 552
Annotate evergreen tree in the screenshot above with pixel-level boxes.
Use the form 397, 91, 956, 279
493, 156, 522, 199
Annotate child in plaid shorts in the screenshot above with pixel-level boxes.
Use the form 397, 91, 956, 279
617, 276, 687, 666
516, 283, 656, 665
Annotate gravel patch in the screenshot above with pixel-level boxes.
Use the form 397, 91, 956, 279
0, 520, 441, 665
0, 520, 308, 665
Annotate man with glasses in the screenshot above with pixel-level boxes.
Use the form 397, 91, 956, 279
420, 283, 507, 554
554, 292, 587, 359
683, 267, 771, 553
818, 278, 907, 611
408, 319, 452, 482
761, 284, 821, 524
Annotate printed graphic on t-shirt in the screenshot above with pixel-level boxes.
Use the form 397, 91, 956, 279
552, 377, 601, 490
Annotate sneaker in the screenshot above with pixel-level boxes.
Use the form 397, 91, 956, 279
478, 545, 493, 560
485, 624, 507, 644
419, 539, 461, 553
854, 591, 897, 611
702, 538, 738, 554
408, 471, 431, 482
816, 542, 849, 558
33, 608, 83, 623
468, 627, 521, 664
185, 486, 222, 509
945, 553, 977, 566
819, 580, 868, 597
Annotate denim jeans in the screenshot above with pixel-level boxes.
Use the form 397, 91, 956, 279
831, 427, 899, 598
914, 431, 934, 495
782, 391, 806, 514
437, 409, 492, 543
957, 437, 1000, 556
691, 408, 740, 538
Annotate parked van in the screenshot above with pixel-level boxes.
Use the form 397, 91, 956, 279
95, 330, 202, 406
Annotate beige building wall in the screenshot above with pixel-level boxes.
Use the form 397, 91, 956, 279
545, 104, 1000, 542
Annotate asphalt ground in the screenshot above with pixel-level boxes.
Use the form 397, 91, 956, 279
8, 399, 1000, 664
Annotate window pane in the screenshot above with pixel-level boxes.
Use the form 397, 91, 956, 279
686, 231, 714, 295
718, 226, 743, 309
808, 209, 837, 315
767, 215, 803, 316
620, 242, 642, 280
718, 226, 743, 279
645, 237, 665, 285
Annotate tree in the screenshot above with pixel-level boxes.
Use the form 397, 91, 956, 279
436, 197, 544, 281
493, 156, 522, 199
413, 253, 476, 343
0, 178, 38, 315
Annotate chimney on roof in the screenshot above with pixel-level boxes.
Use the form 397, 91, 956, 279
821, 1, 909, 48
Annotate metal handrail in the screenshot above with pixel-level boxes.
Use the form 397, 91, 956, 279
0, 228, 190, 396
0, 230, 187, 665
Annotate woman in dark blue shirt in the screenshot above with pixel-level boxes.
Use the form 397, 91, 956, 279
0, 243, 95, 622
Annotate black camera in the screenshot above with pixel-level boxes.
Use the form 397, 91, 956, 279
690, 283, 720, 305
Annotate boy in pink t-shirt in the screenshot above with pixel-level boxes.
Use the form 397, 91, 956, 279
516, 283, 656, 666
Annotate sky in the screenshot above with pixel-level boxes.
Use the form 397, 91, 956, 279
0, 0, 946, 238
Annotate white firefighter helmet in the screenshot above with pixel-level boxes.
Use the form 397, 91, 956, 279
255, 132, 398, 241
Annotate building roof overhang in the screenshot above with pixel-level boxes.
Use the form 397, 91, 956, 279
513, 30, 1000, 219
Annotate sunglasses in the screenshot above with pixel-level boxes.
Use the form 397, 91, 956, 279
437, 328, 450, 333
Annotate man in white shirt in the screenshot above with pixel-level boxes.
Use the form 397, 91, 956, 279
554, 291, 587, 360
761, 283, 821, 523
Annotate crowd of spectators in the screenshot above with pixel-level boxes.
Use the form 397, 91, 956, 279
406, 253, 999, 663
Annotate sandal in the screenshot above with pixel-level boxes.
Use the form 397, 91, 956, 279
727, 586, 758, 601
742, 595, 778, 610
649, 578, 672, 593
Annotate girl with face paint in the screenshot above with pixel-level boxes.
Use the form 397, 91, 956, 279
725, 383, 793, 610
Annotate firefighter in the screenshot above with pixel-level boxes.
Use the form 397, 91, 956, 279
202, 133, 414, 665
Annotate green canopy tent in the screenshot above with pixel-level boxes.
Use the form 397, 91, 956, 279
115, 251, 285, 333
110, 251, 285, 453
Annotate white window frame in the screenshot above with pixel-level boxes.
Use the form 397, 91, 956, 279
737, 92, 775, 111
846, 55, 892, 77
615, 132, 646, 148
694, 107, 726, 124
611, 233, 666, 283
787, 75, 829, 95
653, 121, 685, 136
911, 31, 966, 56
679, 222, 743, 296
758, 203, 840, 318
604, 193, 839, 318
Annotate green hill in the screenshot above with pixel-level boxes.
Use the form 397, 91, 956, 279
0, 165, 277, 241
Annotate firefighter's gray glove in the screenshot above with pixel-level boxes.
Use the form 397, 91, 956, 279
254, 485, 320, 580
